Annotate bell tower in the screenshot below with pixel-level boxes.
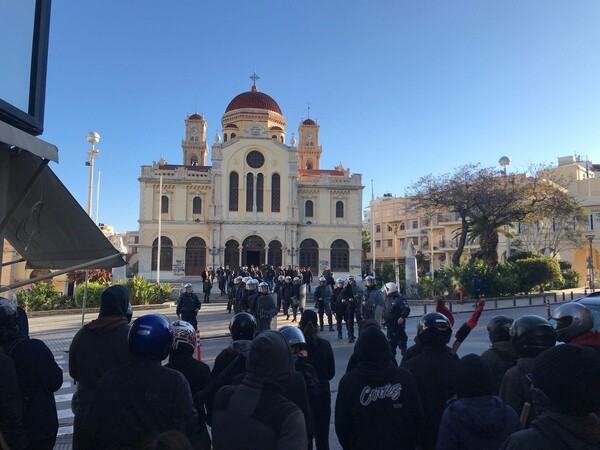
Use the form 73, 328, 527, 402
297, 112, 321, 170
182, 113, 208, 166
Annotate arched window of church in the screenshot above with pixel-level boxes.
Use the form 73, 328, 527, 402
246, 173, 254, 212
161, 196, 169, 214
306, 161, 313, 170
280, 136, 284, 143
305, 200, 314, 218
330, 239, 349, 272
229, 172, 238, 211
193, 196, 202, 214
271, 173, 280, 212
151, 237, 173, 271
335, 201, 344, 218
256, 173, 264, 212
224, 133, 228, 142
272, 135, 277, 140
191, 156, 198, 166
231, 133, 237, 139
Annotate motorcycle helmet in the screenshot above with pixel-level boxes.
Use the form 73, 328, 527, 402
510, 315, 556, 357
128, 314, 172, 360
278, 325, 307, 351
258, 282, 269, 294
171, 320, 196, 352
550, 303, 594, 343
417, 312, 452, 347
229, 312, 257, 341
383, 282, 398, 296
487, 315, 514, 344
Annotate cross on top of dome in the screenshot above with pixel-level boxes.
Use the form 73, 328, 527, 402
250, 71, 260, 92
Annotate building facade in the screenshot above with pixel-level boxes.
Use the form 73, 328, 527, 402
137, 80, 364, 282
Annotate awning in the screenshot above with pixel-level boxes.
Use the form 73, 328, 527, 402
2, 149, 126, 270
0, 120, 58, 163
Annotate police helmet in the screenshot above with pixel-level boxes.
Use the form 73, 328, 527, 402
229, 312, 257, 341
417, 312, 452, 347
335, 278, 345, 288
126, 303, 133, 324
278, 275, 285, 282
128, 314, 172, 360
510, 315, 556, 356
241, 276, 250, 284
234, 276, 243, 284
319, 277, 326, 284
365, 275, 376, 287
278, 325, 307, 350
383, 282, 398, 296
347, 275, 356, 284
293, 277, 301, 284
285, 276, 292, 282
258, 282, 269, 294
246, 278, 259, 291
550, 303, 594, 343
487, 315, 514, 344
0, 299, 19, 341
171, 320, 196, 352
184, 283, 193, 290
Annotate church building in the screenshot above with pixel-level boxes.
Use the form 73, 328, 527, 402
136, 75, 364, 281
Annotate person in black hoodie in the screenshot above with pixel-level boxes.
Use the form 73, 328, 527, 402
0, 348, 27, 450
436, 354, 521, 450
0, 298, 62, 450
166, 321, 212, 450
336, 326, 423, 450
401, 312, 459, 450
480, 316, 519, 395
69, 285, 133, 449
501, 344, 600, 450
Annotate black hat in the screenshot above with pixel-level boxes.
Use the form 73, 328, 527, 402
457, 354, 494, 399
533, 344, 600, 416
354, 327, 392, 363
99, 285, 129, 317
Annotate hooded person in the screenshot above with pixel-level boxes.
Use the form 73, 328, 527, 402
436, 354, 521, 450
69, 285, 133, 449
336, 327, 423, 450
501, 345, 600, 450
212, 331, 307, 450
480, 316, 519, 394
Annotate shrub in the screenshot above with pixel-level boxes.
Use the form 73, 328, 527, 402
514, 257, 562, 293
16, 283, 62, 311
75, 282, 106, 308
120, 276, 173, 305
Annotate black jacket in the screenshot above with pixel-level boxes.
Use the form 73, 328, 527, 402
0, 350, 26, 450
82, 359, 198, 449
4, 337, 62, 448
402, 346, 459, 450
480, 341, 519, 394
336, 361, 423, 450
499, 357, 536, 427
500, 411, 600, 450
177, 292, 201, 314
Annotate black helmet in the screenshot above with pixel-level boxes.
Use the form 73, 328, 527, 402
510, 315, 556, 357
278, 325, 307, 351
487, 315, 514, 343
128, 314, 172, 360
0, 299, 18, 342
417, 312, 452, 347
550, 303, 594, 343
229, 312, 257, 341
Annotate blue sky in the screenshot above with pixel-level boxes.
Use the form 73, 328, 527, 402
38, 1, 600, 232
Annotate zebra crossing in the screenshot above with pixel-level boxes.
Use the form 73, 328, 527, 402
53, 352, 75, 440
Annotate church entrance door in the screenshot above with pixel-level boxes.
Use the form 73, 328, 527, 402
242, 235, 265, 268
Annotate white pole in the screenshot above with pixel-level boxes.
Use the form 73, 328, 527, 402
157, 173, 163, 283
95, 170, 101, 225
371, 180, 375, 276
87, 145, 95, 217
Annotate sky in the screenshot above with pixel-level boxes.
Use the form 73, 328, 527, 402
33, 0, 600, 232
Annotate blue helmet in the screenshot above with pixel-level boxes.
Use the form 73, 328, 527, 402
128, 314, 172, 360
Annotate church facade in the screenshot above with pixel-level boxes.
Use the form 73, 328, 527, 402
136, 78, 364, 282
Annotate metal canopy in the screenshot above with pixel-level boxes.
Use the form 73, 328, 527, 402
3, 150, 125, 270
0, 121, 58, 162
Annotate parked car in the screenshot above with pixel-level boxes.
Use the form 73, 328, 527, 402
573, 292, 600, 331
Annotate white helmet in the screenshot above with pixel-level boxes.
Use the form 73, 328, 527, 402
258, 282, 269, 294
365, 275, 376, 287
347, 275, 356, 284
246, 278, 259, 291
335, 278, 344, 288
234, 276, 243, 284
293, 277, 301, 284
285, 276, 292, 282
242, 276, 250, 284
278, 275, 285, 281
319, 277, 326, 283
384, 282, 398, 296
184, 283, 193, 289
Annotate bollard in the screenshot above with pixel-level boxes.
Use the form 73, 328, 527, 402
561, 292, 564, 302
513, 296, 516, 307
195, 329, 201, 361
494, 298, 498, 308
424, 303, 428, 314
449, 301, 453, 312
570, 291, 574, 300
545, 295, 551, 318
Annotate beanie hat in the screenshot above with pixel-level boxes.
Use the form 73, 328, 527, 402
99, 285, 129, 317
533, 344, 600, 416
354, 327, 392, 363
457, 354, 494, 399
245, 330, 294, 385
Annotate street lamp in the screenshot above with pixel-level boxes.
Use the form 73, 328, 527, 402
85, 132, 100, 218
287, 246, 298, 268
586, 234, 595, 292
499, 156, 511, 175
209, 246, 221, 272
386, 221, 401, 287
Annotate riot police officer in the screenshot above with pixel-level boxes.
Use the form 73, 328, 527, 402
362, 275, 383, 321
313, 277, 334, 332
249, 282, 278, 333
382, 282, 410, 356
176, 283, 201, 330
332, 279, 347, 340
342, 275, 363, 343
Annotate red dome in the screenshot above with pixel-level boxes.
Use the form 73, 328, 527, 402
189, 113, 203, 120
225, 88, 282, 115
303, 118, 316, 125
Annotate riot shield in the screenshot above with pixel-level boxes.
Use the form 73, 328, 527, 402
299, 283, 307, 309
351, 283, 365, 303
369, 289, 385, 307
256, 293, 278, 332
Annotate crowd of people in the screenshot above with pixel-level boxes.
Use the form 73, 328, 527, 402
2, 274, 600, 449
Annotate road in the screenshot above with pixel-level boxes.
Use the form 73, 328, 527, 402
34, 298, 566, 450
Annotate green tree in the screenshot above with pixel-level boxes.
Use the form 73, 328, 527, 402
17, 283, 63, 311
